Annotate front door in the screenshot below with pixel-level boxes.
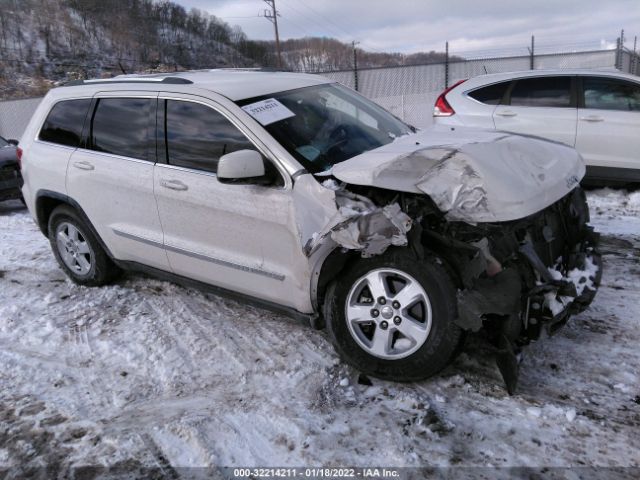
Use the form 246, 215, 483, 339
153, 95, 313, 312
576, 75, 640, 175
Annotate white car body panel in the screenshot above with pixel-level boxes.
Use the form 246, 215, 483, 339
153, 162, 315, 313
492, 104, 577, 146
67, 148, 170, 270
330, 126, 585, 223
576, 107, 640, 170
115, 70, 331, 101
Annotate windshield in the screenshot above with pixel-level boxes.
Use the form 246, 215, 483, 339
236, 83, 412, 173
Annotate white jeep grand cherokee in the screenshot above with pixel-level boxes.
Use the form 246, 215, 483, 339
20, 70, 601, 392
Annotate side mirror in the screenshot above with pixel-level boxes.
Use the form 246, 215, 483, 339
7, 139, 18, 146
217, 149, 265, 181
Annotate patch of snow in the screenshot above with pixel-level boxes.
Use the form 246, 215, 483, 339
0, 191, 638, 470
526, 407, 542, 418
394, 338, 413, 350
321, 179, 342, 191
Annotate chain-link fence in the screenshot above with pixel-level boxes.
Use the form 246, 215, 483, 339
621, 48, 640, 76
1, 45, 639, 138
317, 48, 627, 127
0, 97, 42, 140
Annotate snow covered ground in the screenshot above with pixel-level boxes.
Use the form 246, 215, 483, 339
0, 189, 639, 475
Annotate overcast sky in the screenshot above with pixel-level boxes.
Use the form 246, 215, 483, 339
174, 0, 639, 54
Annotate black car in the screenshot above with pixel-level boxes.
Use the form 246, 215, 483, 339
0, 135, 22, 202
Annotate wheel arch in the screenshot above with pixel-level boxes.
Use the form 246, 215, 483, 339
35, 189, 115, 259
311, 246, 359, 320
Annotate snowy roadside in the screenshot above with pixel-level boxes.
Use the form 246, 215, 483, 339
0, 190, 638, 474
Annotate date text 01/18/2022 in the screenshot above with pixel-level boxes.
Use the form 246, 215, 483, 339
232, 467, 401, 478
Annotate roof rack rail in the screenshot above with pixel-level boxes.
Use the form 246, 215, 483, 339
64, 77, 193, 87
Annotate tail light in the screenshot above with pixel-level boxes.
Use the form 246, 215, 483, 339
433, 79, 467, 117
16, 147, 23, 169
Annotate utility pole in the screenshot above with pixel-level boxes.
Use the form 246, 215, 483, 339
528, 35, 535, 70
262, 0, 282, 69
352, 41, 359, 91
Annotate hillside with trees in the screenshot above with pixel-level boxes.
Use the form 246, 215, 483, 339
0, 0, 451, 99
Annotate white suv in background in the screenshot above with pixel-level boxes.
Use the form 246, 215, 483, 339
19, 70, 601, 392
433, 69, 640, 183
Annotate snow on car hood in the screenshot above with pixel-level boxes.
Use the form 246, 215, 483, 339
328, 125, 586, 223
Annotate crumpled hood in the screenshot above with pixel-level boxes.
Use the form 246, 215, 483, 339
328, 125, 585, 223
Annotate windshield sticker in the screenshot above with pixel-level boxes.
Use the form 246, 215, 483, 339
296, 145, 321, 162
241, 98, 295, 126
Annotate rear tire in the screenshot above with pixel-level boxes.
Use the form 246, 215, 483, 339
324, 249, 461, 381
48, 205, 121, 286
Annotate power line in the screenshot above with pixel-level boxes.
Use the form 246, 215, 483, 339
277, 17, 316, 40
295, 0, 352, 37
277, 0, 339, 37
287, 0, 386, 53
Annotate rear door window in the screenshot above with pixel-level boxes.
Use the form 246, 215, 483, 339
510, 76, 572, 108
583, 77, 640, 111
88, 98, 153, 160
39, 99, 92, 147
468, 81, 510, 105
163, 100, 255, 173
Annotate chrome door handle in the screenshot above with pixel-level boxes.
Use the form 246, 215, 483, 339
496, 110, 517, 117
160, 179, 188, 191
580, 115, 604, 122
73, 161, 94, 171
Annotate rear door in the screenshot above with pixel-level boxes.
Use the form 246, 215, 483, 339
459, 80, 512, 129
575, 76, 640, 175
493, 75, 578, 146
66, 93, 170, 270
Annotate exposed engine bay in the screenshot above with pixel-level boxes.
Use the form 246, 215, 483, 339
305, 179, 601, 393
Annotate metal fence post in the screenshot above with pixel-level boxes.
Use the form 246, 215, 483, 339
530, 35, 535, 70
445, 41, 449, 88
633, 36, 638, 74
352, 41, 359, 91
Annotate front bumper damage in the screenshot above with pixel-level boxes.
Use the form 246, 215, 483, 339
304, 179, 601, 393
417, 187, 602, 393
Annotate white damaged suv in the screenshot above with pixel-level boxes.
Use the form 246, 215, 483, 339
20, 70, 601, 392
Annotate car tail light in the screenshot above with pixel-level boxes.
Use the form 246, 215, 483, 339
16, 147, 23, 169
433, 79, 467, 117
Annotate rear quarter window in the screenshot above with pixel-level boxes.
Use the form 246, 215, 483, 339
467, 81, 510, 105
39, 99, 92, 147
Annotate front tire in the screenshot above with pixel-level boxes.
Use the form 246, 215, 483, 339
324, 249, 461, 381
48, 205, 121, 286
